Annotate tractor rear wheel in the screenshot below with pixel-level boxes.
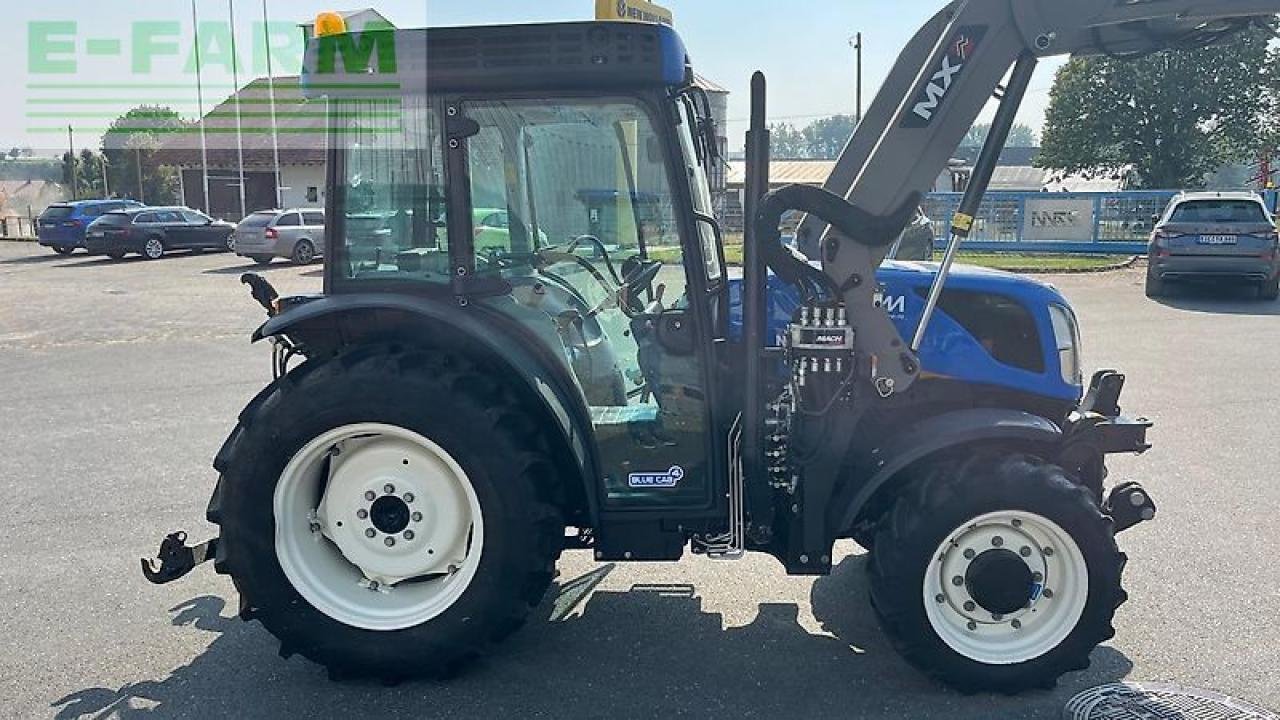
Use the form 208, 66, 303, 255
868, 452, 1126, 694
209, 345, 564, 681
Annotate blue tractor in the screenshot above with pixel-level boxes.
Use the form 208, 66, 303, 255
143, 1, 1275, 694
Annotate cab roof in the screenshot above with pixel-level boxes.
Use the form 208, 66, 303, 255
302, 22, 690, 99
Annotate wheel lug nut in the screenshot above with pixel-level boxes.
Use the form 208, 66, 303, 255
963, 601, 975, 612
963, 549, 976, 560
1043, 588, 1054, 599
357, 509, 368, 519
1020, 546, 1032, 557
966, 621, 977, 631
1011, 619, 1022, 629
384, 537, 395, 547
991, 536, 1004, 547
404, 493, 414, 503
364, 491, 376, 501
1043, 547, 1054, 557
412, 512, 423, 522
365, 528, 376, 538
952, 575, 964, 587
384, 484, 395, 494
1011, 518, 1022, 527
991, 613, 1003, 621
404, 530, 415, 540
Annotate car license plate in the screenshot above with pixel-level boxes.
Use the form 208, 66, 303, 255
1198, 234, 1237, 245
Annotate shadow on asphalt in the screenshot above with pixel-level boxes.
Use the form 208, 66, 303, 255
53, 252, 219, 270
50, 558, 1133, 719
203, 261, 319, 276
0, 249, 79, 265
1153, 280, 1280, 316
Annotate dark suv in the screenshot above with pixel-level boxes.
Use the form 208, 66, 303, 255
86, 207, 236, 260
37, 199, 144, 254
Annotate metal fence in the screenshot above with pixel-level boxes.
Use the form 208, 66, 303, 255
922, 190, 1179, 254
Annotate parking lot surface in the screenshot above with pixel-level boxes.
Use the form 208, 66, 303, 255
1, 242, 1277, 718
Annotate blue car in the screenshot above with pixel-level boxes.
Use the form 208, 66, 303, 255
37, 199, 145, 254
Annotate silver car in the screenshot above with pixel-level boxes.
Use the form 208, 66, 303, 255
1147, 192, 1280, 300
233, 208, 326, 265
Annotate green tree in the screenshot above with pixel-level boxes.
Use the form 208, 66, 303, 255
769, 122, 806, 158
962, 122, 1037, 148
101, 106, 187, 204
801, 115, 857, 159
1037, 26, 1271, 189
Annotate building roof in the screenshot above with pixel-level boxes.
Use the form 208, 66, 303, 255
298, 8, 394, 34
952, 145, 1040, 167
156, 76, 328, 169
726, 159, 835, 187
989, 166, 1052, 191
692, 73, 729, 95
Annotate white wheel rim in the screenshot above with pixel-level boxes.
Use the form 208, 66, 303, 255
273, 422, 485, 631
923, 511, 1089, 665
145, 239, 162, 258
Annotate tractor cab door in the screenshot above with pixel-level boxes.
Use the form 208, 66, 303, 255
460, 94, 726, 515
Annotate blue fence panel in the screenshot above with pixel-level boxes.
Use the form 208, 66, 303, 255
922, 190, 1180, 254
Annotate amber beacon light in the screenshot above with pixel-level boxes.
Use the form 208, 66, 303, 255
314, 11, 347, 37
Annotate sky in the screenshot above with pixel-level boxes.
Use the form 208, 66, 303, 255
0, 0, 1064, 155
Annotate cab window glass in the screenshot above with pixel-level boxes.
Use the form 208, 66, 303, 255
336, 97, 446, 281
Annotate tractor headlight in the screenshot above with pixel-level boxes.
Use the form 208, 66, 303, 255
1048, 304, 1082, 386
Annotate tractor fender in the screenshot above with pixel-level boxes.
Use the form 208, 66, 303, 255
836, 408, 1063, 534
251, 292, 601, 524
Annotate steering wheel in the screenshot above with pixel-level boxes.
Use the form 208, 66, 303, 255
588, 258, 662, 319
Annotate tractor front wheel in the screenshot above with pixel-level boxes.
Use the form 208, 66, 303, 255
209, 345, 564, 681
868, 453, 1126, 694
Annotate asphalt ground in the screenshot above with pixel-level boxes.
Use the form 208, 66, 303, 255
0, 241, 1277, 719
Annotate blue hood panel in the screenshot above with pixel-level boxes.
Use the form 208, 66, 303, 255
728, 261, 1081, 403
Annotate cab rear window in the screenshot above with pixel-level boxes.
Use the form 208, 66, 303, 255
95, 213, 133, 226
1169, 200, 1268, 223
41, 205, 73, 219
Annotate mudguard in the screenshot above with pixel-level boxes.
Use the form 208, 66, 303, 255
251, 292, 601, 523
835, 407, 1062, 534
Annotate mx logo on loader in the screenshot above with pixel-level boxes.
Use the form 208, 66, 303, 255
903, 26, 987, 128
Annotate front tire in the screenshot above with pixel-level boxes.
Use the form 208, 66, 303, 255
209, 346, 564, 681
869, 453, 1126, 694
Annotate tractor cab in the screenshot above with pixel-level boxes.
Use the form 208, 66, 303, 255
306, 21, 733, 546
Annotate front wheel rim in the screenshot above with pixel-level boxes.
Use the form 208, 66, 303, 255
923, 511, 1089, 665
273, 422, 485, 631
145, 239, 163, 258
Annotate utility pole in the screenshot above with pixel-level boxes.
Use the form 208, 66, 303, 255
100, 154, 110, 198
135, 147, 146, 204
67, 126, 78, 200
850, 33, 863, 125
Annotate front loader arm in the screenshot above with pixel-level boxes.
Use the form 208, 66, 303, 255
788, 0, 1278, 392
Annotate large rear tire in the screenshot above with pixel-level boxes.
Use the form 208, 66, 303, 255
869, 453, 1126, 694
209, 345, 564, 681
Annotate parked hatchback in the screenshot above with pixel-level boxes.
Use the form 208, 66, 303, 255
1147, 192, 1280, 299
233, 208, 326, 265
86, 207, 236, 260
37, 199, 144, 254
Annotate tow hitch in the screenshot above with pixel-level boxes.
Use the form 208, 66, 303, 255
1104, 481, 1156, 533
140, 531, 218, 585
